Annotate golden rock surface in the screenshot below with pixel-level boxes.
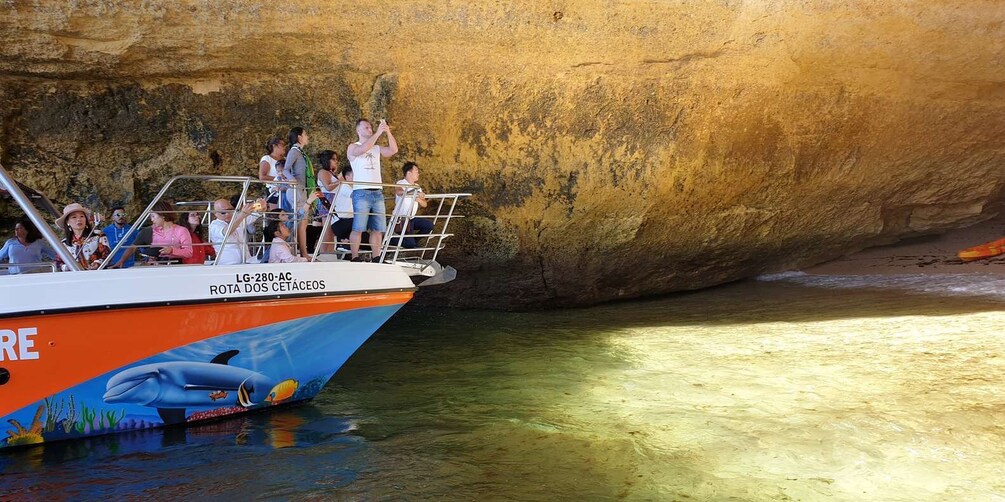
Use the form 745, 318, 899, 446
1, 2, 1003, 307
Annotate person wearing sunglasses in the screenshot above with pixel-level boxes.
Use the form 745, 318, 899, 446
102, 206, 136, 268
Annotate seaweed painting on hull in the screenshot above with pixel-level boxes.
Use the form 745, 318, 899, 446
2, 398, 140, 448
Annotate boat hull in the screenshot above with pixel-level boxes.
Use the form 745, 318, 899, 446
0, 291, 411, 448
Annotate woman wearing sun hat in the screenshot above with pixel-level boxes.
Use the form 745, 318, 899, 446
54, 202, 110, 271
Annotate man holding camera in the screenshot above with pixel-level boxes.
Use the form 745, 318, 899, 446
346, 118, 398, 262
210, 198, 265, 265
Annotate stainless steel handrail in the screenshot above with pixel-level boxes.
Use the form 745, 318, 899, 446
0, 261, 58, 274
306, 180, 421, 262
98, 176, 301, 269
0, 162, 83, 270
309, 180, 424, 262
2, 168, 468, 274
307, 182, 469, 269
382, 193, 469, 266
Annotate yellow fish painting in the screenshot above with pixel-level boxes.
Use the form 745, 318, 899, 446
265, 379, 299, 404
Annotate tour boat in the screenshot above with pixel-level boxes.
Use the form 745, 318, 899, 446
0, 166, 466, 448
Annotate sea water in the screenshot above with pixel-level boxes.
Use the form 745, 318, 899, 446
2, 274, 1004, 500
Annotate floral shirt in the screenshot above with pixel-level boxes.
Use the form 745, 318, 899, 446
59, 234, 111, 271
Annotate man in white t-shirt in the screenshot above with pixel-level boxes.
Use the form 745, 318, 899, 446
391, 161, 433, 249
346, 118, 397, 262
209, 198, 264, 265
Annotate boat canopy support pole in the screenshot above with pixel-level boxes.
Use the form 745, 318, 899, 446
0, 162, 82, 271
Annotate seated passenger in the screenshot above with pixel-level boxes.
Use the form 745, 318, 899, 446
266, 213, 307, 263
391, 161, 434, 249
210, 198, 265, 265
183, 211, 216, 265
110, 224, 154, 268
149, 201, 193, 262
54, 203, 110, 270
103, 206, 136, 268
0, 219, 58, 274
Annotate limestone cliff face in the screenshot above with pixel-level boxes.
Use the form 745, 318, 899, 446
1, 1, 1003, 308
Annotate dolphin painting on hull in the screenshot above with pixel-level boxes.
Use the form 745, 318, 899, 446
103, 350, 275, 425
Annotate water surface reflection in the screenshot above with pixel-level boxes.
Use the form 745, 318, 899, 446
2, 277, 1004, 500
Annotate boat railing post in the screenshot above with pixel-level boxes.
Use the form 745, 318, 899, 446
378, 181, 422, 264
310, 194, 338, 262
292, 186, 299, 257
0, 162, 83, 271
382, 193, 404, 264
384, 206, 400, 264
424, 197, 448, 262
438, 193, 468, 264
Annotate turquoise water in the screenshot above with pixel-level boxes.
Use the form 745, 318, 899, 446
2, 275, 1004, 500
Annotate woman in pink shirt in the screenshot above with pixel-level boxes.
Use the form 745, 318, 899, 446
149, 201, 193, 262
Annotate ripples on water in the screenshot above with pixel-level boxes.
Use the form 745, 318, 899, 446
2, 274, 1004, 500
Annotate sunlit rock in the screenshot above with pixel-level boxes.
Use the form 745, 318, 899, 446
0, 1, 1002, 308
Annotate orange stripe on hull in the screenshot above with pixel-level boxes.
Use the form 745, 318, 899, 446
0, 291, 412, 418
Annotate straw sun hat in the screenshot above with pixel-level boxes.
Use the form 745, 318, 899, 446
54, 203, 93, 229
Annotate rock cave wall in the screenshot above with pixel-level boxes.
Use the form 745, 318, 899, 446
1, 1, 1003, 308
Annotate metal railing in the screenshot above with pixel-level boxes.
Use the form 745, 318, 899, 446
97, 176, 468, 273
0, 262, 58, 274
2, 171, 468, 276
0, 162, 83, 270
304, 180, 468, 274
378, 193, 468, 273
97, 176, 301, 269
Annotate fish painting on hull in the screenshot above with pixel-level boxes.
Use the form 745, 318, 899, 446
103, 350, 274, 425
265, 379, 299, 404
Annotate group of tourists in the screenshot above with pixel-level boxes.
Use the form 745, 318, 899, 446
0, 118, 433, 273
257, 117, 431, 263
